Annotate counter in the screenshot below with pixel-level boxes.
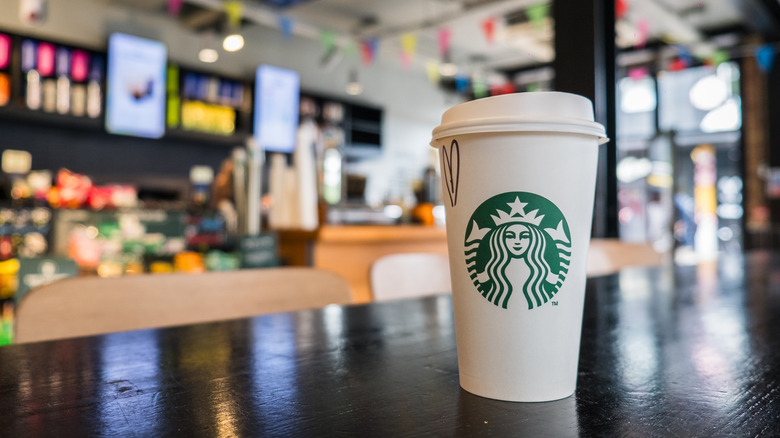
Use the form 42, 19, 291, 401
280, 225, 448, 303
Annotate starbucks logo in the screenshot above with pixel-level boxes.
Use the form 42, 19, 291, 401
465, 192, 571, 310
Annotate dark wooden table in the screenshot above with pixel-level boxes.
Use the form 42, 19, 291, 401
1, 252, 779, 437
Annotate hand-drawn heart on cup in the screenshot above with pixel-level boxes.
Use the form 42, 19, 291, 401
441, 139, 460, 207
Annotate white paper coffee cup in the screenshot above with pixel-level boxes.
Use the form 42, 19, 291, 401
431, 92, 607, 402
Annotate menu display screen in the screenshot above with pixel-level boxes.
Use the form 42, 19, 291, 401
105, 33, 167, 139
254, 65, 300, 153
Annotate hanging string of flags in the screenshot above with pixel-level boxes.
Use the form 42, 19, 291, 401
614, 0, 776, 78
168, 0, 777, 98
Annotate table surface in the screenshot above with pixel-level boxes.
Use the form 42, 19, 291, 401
1, 252, 779, 437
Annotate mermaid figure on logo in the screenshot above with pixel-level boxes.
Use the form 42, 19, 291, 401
465, 195, 571, 310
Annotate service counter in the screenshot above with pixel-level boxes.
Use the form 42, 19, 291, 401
279, 225, 448, 303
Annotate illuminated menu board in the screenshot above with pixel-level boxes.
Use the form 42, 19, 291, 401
254, 65, 300, 152
105, 33, 167, 139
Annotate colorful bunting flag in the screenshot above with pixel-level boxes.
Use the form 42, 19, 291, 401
481, 17, 496, 43
361, 40, 371, 65
321, 30, 336, 53
635, 18, 649, 48
438, 28, 451, 58
710, 49, 729, 67
526, 3, 549, 30
168, 0, 184, 17
425, 61, 440, 84
225, 1, 244, 29
361, 38, 378, 66
401, 33, 417, 69
278, 16, 294, 40
756, 44, 776, 73
615, 0, 628, 20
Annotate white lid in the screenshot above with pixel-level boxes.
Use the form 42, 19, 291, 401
431, 92, 608, 145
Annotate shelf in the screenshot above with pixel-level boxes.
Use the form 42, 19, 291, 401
163, 127, 250, 147
0, 104, 103, 131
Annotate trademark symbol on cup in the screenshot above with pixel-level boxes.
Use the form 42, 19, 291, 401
551, 301, 559, 306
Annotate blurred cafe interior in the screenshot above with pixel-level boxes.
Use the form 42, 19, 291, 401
0, 0, 779, 346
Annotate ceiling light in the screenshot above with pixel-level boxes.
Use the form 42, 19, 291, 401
346, 81, 363, 96
346, 69, 362, 96
198, 48, 218, 63
223, 34, 244, 52
439, 62, 458, 77
689, 75, 728, 111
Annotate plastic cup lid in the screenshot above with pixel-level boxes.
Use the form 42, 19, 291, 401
431, 92, 608, 145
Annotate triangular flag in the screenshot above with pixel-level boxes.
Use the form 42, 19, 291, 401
278, 16, 294, 40
425, 61, 440, 84
361, 40, 372, 65
401, 33, 416, 53
710, 49, 729, 66
481, 18, 496, 43
615, 0, 628, 20
401, 33, 417, 68
225, 1, 244, 29
756, 44, 776, 73
321, 30, 336, 53
168, 0, 184, 17
635, 18, 649, 48
361, 38, 378, 66
526, 4, 549, 30
437, 28, 451, 58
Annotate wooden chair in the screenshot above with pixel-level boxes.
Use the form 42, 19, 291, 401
370, 253, 451, 302
587, 238, 665, 277
14, 267, 352, 344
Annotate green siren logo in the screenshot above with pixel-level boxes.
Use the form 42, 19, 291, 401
465, 192, 572, 310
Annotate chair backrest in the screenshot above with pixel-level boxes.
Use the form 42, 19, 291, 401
587, 238, 664, 277
370, 253, 451, 302
15, 267, 352, 344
